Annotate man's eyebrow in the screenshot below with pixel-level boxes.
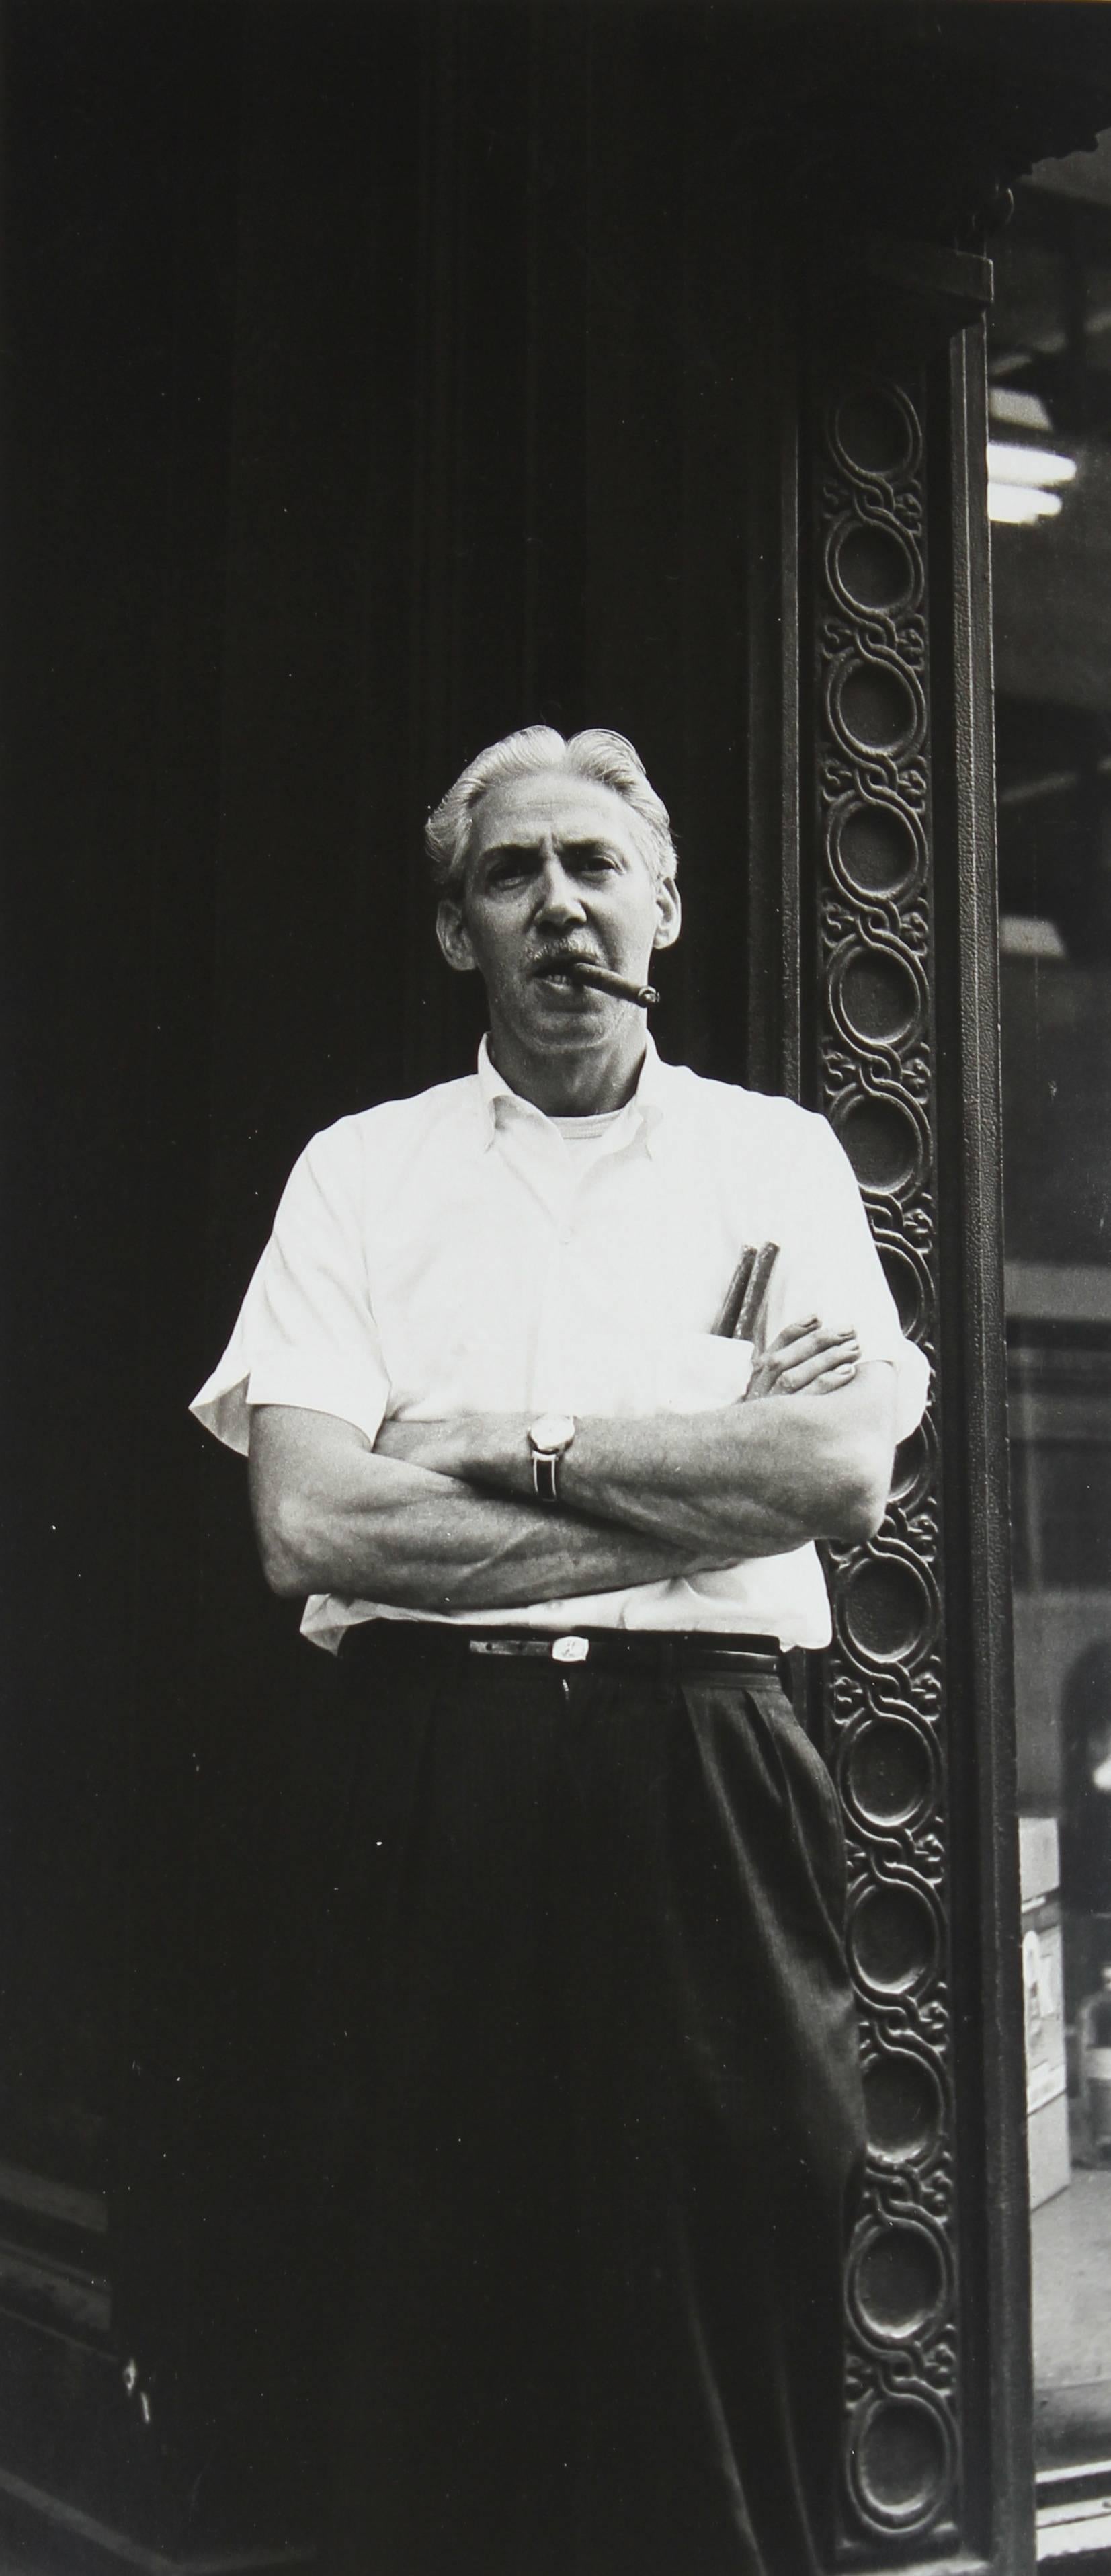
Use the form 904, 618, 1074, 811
480, 836, 623, 864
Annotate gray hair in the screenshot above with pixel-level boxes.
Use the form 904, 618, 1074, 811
425, 725, 678, 895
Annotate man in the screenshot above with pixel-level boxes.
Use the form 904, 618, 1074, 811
192, 727, 927, 2576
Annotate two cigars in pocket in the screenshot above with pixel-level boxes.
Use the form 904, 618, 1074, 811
712, 1243, 779, 1343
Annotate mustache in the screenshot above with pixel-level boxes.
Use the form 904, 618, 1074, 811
530, 943, 604, 976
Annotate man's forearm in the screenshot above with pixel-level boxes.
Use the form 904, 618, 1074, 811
377, 1364, 895, 1556
557, 1373, 893, 1547
249, 1408, 745, 1612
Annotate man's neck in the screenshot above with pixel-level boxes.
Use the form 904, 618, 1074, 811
486, 1024, 647, 1117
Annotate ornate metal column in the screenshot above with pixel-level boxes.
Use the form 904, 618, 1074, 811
791, 243, 1031, 2572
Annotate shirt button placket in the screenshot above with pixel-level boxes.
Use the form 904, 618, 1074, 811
534, 1173, 575, 1408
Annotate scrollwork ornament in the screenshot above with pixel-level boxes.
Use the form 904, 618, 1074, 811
819, 755, 858, 805
856, 615, 903, 659
898, 758, 930, 809
858, 481, 919, 537
853, 760, 923, 816
903, 1203, 934, 1250
856, 899, 906, 944
884, 2349, 939, 2399
891, 485, 924, 537
820, 612, 857, 657
920, 2167, 954, 2224
823, 900, 859, 947
917, 1993, 950, 2048
820, 472, 854, 519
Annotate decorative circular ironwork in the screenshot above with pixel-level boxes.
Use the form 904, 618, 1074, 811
833, 798, 922, 903
833, 519, 919, 618
878, 1238, 928, 1339
848, 2390, 953, 2533
829, 938, 924, 1053
850, 1882, 938, 1996
889, 1422, 931, 1509
833, 654, 923, 759
834, 1089, 926, 1195
850, 2220, 947, 2343
832, 384, 919, 481
841, 1547, 934, 1667
863, 2050, 944, 2167
845, 1714, 936, 1832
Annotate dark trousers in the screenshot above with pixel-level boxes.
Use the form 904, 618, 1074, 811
313, 1637, 865, 2576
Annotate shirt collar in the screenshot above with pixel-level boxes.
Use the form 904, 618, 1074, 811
476, 1029, 673, 1151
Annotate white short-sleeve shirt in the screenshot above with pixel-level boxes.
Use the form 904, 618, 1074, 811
192, 1036, 929, 1652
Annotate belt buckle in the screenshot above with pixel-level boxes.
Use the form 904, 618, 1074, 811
551, 1634, 590, 1665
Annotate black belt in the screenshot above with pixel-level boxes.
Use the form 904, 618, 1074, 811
339, 1623, 784, 1678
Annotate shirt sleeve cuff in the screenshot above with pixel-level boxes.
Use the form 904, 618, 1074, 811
190, 1357, 389, 1457
891, 1339, 930, 1443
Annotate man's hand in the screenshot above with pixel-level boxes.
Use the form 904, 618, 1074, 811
745, 1317, 860, 1402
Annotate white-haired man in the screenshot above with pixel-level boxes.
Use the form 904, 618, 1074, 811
192, 727, 927, 2576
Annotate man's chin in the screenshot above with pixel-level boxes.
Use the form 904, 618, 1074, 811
489, 991, 612, 1065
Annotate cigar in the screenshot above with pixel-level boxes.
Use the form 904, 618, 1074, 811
713, 1249, 757, 1338
735, 1242, 779, 1341
712, 1241, 780, 1340
567, 960, 660, 1009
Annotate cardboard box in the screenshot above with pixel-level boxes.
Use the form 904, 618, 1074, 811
1020, 1818, 1071, 2207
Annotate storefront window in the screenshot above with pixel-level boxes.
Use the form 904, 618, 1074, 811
991, 131, 1111, 2531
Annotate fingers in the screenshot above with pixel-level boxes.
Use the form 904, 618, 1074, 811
762, 1316, 821, 1360
764, 1322, 860, 1395
776, 1354, 858, 1394
764, 1318, 857, 1365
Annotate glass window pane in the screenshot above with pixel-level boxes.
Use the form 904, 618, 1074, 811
992, 136, 1111, 2507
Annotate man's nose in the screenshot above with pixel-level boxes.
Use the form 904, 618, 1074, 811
535, 857, 587, 925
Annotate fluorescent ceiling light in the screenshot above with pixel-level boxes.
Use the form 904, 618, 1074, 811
988, 483, 1063, 524
999, 914, 1067, 959
989, 387, 1053, 433
987, 440, 1077, 487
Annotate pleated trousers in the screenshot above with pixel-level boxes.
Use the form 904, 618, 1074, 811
311, 1635, 865, 2576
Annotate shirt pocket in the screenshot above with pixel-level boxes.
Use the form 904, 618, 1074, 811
655, 1329, 754, 1413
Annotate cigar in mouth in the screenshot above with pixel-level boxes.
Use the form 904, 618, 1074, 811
565, 959, 660, 1009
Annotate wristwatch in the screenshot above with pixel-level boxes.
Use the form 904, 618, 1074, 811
528, 1412, 576, 1504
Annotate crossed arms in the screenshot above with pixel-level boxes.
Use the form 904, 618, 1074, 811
249, 1320, 897, 1615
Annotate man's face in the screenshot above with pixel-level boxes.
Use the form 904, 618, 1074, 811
436, 770, 680, 1077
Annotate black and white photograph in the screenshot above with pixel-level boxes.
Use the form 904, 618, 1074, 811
4, 5, 1111, 2573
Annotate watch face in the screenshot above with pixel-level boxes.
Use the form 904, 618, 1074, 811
530, 1413, 575, 1454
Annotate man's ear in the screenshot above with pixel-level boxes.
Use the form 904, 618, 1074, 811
436, 897, 477, 975
651, 875, 682, 953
